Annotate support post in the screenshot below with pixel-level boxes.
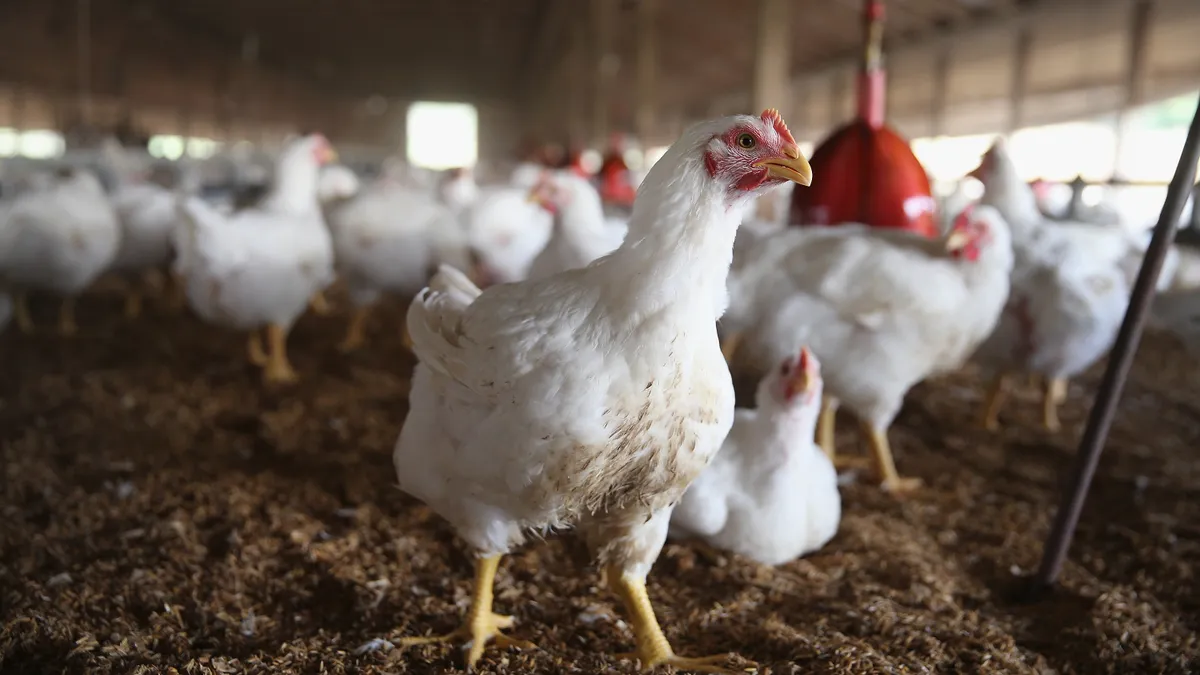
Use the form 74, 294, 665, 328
930, 44, 950, 137
1008, 24, 1033, 133
1113, 0, 1155, 179
635, 0, 657, 146
1031, 93, 1200, 594
590, 0, 616, 149
751, 0, 792, 114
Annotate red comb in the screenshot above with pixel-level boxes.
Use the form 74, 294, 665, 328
952, 204, 977, 231
760, 108, 797, 146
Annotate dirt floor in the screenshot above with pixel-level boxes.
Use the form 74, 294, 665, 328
2, 286, 1199, 675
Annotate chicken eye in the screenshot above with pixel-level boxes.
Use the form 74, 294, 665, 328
737, 133, 756, 149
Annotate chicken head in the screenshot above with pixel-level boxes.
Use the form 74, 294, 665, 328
944, 205, 995, 262
703, 108, 813, 194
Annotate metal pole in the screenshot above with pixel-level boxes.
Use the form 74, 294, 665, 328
1031, 93, 1200, 593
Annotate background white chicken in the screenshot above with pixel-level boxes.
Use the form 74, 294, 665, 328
723, 206, 1013, 492
173, 134, 337, 383
525, 171, 628, 279
462, 186, 553, 285
325, 175, 469, 351
670, 346, 839, 566
393, 110, 811, 672
0, 167, 121, 335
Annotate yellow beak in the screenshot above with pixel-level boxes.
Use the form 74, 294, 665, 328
754, 144, 813, 186
944, 229, 972, 252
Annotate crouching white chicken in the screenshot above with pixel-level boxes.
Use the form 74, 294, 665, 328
0, 168, 121, 335
525, 171, 628, 279
173, 134, 337, 383
670, 347, 839, 566
393, 109, 812, 672
722, 206, 1013, 492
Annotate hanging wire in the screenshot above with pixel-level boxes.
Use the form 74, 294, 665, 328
1031, 92, 1200, 593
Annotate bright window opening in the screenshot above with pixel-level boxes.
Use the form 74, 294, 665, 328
187, 137, 220, 159
406, 102, 478, 170
18, 130, 65, 159
148, 135, 186, 160
0, 127, 18, 157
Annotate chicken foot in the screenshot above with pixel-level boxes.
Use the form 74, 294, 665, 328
1042, 377, 1068, 432
262, 324, 299, 384
13, 291, 34, 334
817, 397, 872, 472
338, 306, 371, 352
607, 564, 746, 674
247, 330, 269, 366
124, 288, 143, 319
308, 291, 332, 316
859, 420, 923, 493
58, 297, 78, 336
979, 373, 1010, 431
398, 554, 534, 668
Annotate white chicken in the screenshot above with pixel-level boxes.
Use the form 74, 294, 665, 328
439, 167, 481, 215
107, 160, 188, 318
462, 187, 553, 284
968, 138, 1164, 429
173, 134, 337, 383
325, 177, 470, 351
525, 171, 628, 280
393, 109, 812, 672
670, 347, 839, 566
722, 206, 1013, 492
0, 168, 121, 335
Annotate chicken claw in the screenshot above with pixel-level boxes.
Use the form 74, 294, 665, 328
262, 323, 299, 384
608, 565, 750, 674
979, 373, 1010, 431
309, 291, 332, 316
399, 555, 535, 669
247, 331, 269, 366
859, 421, 922, 494
338, 306, 371, 352
58, 297, 78, 336
1042, 377, 1068, 432
13, 291, 34, 334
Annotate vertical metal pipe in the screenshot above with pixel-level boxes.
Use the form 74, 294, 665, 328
857, 0, 886, 128
1032, 94, 1200, 592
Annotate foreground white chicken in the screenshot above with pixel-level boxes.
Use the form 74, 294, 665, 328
723, 206, 1013, 492
525, 171, 628, 280
0, 168, 121, 335
394, 110, 812, 672
670, 347, 839, 566
174, 134, 337, 383
325, 177, 469, 351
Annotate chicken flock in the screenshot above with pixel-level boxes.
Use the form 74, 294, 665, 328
2, 110, 1198, 673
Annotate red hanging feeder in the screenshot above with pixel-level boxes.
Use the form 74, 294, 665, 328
789, 0, 938, 237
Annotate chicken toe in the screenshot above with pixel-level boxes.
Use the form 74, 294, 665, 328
398, 555, 534, 669
262, 324, 299, 384
608, 564, 749, 674
58, 297, 78, 336
14, 291, 34, 334
309, 290, 332, 316
860, 421, 921, 493
338, 306, 371, 352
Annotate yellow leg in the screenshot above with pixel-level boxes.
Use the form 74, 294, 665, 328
401, 320, 414, 352
399, 554, 534, 669
338, 306, 371, 352
124, 288, 143, 319
262, 323, 299, 384
818, 395, 839, 460
309, 290, 332, 316
14, 291, 34, 334
718, 331, 742, 364
860, 420, 922, 493
979, 373, 1010, 431
58, 297, 78, 336
247, 330, 268, 366
1042, 377, 1068, 432
607, 564, 746, 674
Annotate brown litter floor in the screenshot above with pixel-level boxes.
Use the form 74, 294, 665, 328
2, 288, 1199, 675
